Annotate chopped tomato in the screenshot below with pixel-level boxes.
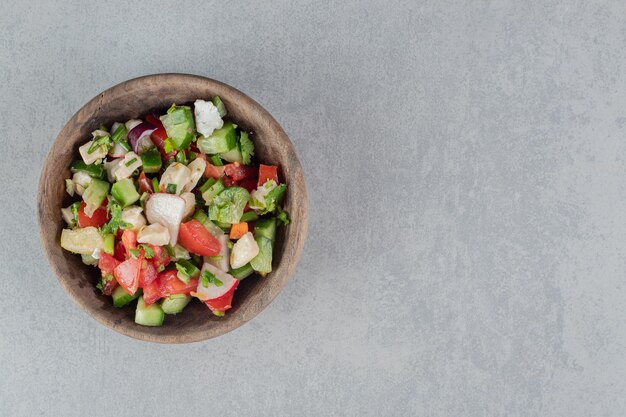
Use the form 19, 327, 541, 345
98, 253, 121, 274
150, 245, 171, 270
204, 281, 239, 313
138, 172, 153, 194
239, 178, 258, 193
158, 270, 198, 296
139, 261, 158, 287
142, 279, 162, 305
178, 220, 221, 256
77, 201, 110, 228
113, 256, 142, 295
258, 164, 278, 186
204, 162, 225, 179
145, 114, 176, 159
224, 163, 256, 181
113, 241, 126, 261
121, 229, 137, 256
97, 254, 121, 296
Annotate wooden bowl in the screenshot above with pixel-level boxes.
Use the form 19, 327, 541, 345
38, 74, 308, 343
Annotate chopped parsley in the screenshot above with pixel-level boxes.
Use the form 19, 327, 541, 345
139, 244, 154, 259
128, 248, 140, 259
166, 183, 177, 194
276, 207, 290, 225
100, 200, 132, 235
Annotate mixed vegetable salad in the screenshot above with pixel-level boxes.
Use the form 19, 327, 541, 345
60, 97, 289, 326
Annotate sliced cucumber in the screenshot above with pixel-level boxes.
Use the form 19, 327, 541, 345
111, 178, 140, 208
219, 146, 242, 163
250, 236, 272, 273
230, 263, 255, 280
135, 296, 165, 326
112, 286, 141, 308
161, 295, 191, 315
254, 218, 277, 241
103, 234, 115, 255
197, 122, 237, 154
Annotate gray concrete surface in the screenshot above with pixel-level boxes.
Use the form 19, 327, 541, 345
1, 0, 626, 416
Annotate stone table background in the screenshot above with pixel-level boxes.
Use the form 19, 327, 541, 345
2, 1, 626, 416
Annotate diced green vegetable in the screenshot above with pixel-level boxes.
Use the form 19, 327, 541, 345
219, 146, 242, 163
103, 234, 115, 255
82, 179, 110, 216
230, 263, 255, 279
193, 210, 224, 237
208, 186, 249, 225
152, 177, 160, 193
160, 104, 195, 150
193, 209, 209, 224
250, 236, 272, 273
199, 177, 217, 194
135, 296, 164, 326
210, 155, 223, 166
141, 148, 162, 173
216, 221, 231, 231
112, 286, 141, 308
212, 96, 227, 117
201, 269, 223, 288
197, 122, 237, 154
202, 179, 225, 205
175, 259, 200, 283
71, 160, 105, 179
161, 295, 191, 314
165, 183, 177, 194
254, 218, 277, 241
276, 207, 290, 225
111, 124, 131, 151
240, 211, 259, 223
239, 131, 254, 165
111, 178, 140, 208
175, 151, 187, 165
262, 184, 287, 214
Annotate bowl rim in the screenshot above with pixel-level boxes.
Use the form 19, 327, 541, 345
38, 73, 308, 343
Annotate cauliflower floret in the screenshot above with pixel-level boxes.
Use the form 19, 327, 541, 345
194, 99, 223, 137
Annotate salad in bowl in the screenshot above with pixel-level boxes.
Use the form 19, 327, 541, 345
59, 97, 289, 327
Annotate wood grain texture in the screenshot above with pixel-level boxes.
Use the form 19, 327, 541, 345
38, 74, 308, 343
